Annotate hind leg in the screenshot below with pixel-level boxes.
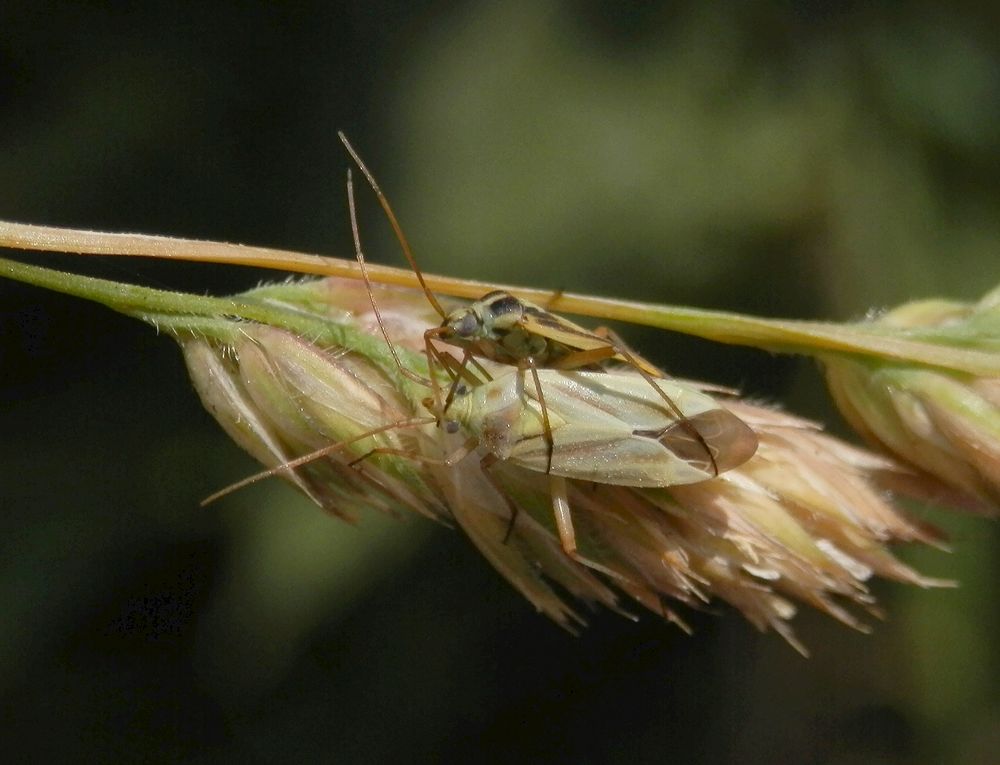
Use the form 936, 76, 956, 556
548, 474, 627, 581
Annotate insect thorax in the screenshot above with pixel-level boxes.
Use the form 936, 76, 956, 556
497, 326, 550, 361
444, 290, 569, 363
452, 291, 525, 337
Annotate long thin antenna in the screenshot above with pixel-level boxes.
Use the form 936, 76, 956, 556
200, 416, 435, 506
347, 169, 432, 387
337, 131, 447, 319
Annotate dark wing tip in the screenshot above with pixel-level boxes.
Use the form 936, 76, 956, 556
658, 409, 759, 475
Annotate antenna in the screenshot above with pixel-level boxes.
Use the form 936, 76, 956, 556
347, 169, 432, 388
337, 131, 447, 319
200, 417, 435, 506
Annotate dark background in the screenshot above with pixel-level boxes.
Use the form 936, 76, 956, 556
2, 2, 999, 763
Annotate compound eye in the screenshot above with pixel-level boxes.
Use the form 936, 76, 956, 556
455, 312, 480, 338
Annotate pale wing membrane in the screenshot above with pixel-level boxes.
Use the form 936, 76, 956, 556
454, 369, 755, 487
521, 371, 757, 478
509, 425, 713, 486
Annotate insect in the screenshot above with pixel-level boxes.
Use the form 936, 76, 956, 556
337, 131, 757, 480
443, 366, 757, 563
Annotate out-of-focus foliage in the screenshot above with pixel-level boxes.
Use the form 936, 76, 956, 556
390, 4, 1000, 312
1, 2, 997, 763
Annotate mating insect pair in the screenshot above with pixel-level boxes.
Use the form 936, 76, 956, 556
208, 134, 759, 572
324, 135, 759, 567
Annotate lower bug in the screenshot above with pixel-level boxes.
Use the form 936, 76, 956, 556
435, 366, 757, 563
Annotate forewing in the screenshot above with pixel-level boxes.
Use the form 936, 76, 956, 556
507, 424, 713, 486
517, 302, 611, 352
525, 370, 758, 478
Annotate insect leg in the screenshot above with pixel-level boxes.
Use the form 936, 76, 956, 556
589, 326, 722, 477
479, 453, 522, 543
549, 475, 629, 581
545, 332, 720, 476
540, 287, 566, 310
478, 455, 625, 584
613, 343, 720, 476
525, 358, 556, 475
589, 325, 661, 373
550, 474, 575, 553
442, 350, 477, 412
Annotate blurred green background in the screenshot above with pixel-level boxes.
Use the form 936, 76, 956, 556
1, 2, 999, 762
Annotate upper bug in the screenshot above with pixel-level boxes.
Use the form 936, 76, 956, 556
434, 288, 668, 375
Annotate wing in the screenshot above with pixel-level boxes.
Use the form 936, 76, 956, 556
507, 424, 714, 486
544, 370, 759, 473
506, 370, 758, 485
517, 300, 663, 375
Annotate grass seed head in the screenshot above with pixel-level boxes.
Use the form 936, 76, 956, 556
182, 277, 957, 649
824, 294, 1000, 510
182, 320, 443, 523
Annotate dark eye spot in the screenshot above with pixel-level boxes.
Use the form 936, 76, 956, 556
455, 312, 479, 337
